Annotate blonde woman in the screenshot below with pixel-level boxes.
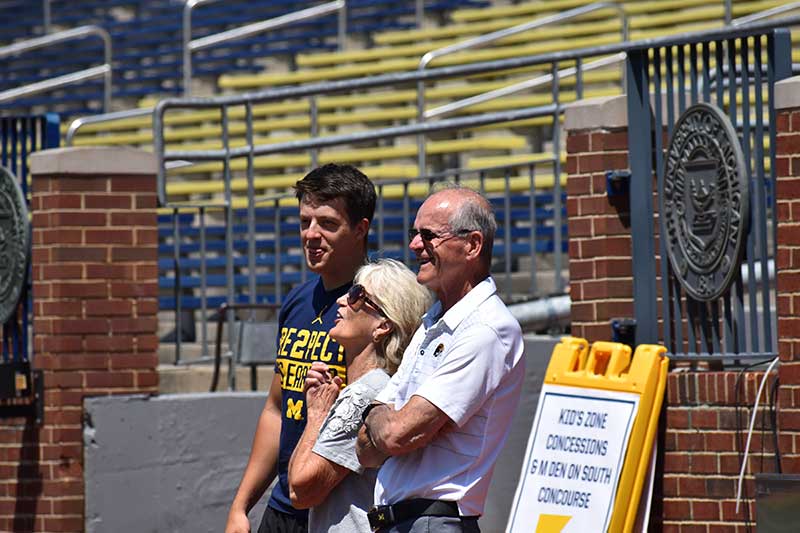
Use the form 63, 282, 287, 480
287, 259, 431, 533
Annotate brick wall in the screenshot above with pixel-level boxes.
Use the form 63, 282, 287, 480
775, 80, 800, 477
0, 147, 159, 532
566, 122, 633, 341
565, 92, 794, 531
660, 370, 779, 532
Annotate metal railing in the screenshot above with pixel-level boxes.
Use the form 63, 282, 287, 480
425, 53, 626, 119
73, 0, 778, 145
0, 25, 112, 112
43, 0, 51, 33
153, 19, 800, 228
415, 0, 424, 28
732, 1, 800, 26
152, 15, 800, 363
66, 107, 150, 145
163, 153, 562, 364
415, 1, 629, 177
182, 0, 347, 95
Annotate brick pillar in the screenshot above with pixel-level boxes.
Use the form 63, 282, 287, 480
0, 147, 159, 532
564, 90, 796, 529
775, 77, 800, 473
564, 95, 634, 342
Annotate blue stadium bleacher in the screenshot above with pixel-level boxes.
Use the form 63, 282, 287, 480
157, 191, 567, 311
0, 0, 488, 116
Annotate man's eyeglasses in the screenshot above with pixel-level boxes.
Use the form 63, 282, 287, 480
347, 284, 387, 317
407, 227, 474, 243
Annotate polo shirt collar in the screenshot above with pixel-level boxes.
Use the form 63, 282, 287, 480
422, 276, 497, 330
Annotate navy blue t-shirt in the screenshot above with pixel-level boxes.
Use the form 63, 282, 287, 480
266, 277, 350, 518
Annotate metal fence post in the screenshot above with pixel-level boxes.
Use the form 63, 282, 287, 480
626, 50, 658, 344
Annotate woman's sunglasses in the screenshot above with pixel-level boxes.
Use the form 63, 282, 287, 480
347, 284, 387, 318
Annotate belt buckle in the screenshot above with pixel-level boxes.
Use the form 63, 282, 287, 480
367, 504, 395, 531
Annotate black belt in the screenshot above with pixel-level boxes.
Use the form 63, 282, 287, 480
367, 498, 460, 531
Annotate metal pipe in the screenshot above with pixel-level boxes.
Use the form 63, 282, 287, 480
416, 0, 424, 28
425, 52, 626, 119
338, 0, 347, 51
508, 295, 571, 332
245, 102, 256, 305
173, 209, 183, 365
43, 0, 51, 33
152, 10, 800, 111
148, 19, 800, 207
163, 104, 556, 163
66, 106, 151, 145
0, 25, 112, 111
222, 105, 236, 390
310, 96, 319, 168
184, 0, 346, 95
415, 2, 628, 176
199, 206, 208, 358
732, 1, 800, 26
149, 8, 800, 153
0, 65, 110, 105
417, 2, 628, 74
724, 0, 732, 25
551, 63, 564, 293
0, 25, 109, 58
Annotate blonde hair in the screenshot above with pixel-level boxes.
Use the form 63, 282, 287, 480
355, 259, 432, 375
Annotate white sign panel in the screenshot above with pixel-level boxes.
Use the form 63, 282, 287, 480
507, 384, 640, 533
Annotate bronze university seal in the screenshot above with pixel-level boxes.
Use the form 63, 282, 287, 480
0, 166, 29, 324
662, 103, 749, 301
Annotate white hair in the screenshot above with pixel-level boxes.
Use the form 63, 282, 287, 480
355, 259, 432, 375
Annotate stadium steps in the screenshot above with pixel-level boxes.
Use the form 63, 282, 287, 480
450, 0, 784, 23
66, 72, 621, 149
217, 33, 624, 90
164, 135, 528, 175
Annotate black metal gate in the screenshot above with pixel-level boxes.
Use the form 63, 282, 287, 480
1, 114, 59, 360
626, 27, 792, 360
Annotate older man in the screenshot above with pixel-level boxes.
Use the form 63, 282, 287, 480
356, 186, 525, 532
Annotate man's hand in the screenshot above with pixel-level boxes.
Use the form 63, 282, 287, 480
224, 507, 251, 533
304, 362, 341, 419
356, 422, 390, 468
363, 395, 452, 457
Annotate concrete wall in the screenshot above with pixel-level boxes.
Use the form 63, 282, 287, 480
84, 393, 268, 533
83, 334, 559, 532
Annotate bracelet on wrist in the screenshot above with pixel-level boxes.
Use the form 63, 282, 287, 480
361, 402, 382, 424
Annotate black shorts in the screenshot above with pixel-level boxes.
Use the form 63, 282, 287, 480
257, 506, 307, 533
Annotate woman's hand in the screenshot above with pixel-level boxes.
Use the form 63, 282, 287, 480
304, 362, 341, 418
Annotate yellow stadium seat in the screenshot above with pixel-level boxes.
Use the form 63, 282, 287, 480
173, 135, 528, 175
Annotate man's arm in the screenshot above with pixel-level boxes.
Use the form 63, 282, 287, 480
225, 373, 283, 533
363, 324, 516, 462
288, 365, 349, 509
363, 396, 451, 457
355, 405, 390, 468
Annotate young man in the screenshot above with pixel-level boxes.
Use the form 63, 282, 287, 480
357, 186, 526, 533
226, 164, 376, 533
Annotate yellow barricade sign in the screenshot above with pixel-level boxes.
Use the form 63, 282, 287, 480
507, 337, 668, 533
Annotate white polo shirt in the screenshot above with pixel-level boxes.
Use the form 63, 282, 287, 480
373, 276, 525, 517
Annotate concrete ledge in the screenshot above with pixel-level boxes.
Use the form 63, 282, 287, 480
30, 146, 157, 176
564, 94, 628, 131
775, 76, 800, 110
565, 92, 703, 132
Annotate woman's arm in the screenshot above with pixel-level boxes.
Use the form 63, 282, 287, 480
287, 364, 350, 509
225, 373, 283, 533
